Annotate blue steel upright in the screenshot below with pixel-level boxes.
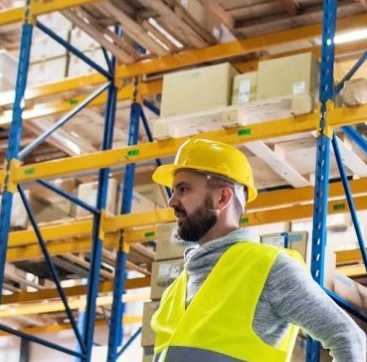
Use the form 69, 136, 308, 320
107, 100, 142, 361
81, 74, 118, 361
306, 0, 337, 360
0, 2, 33, 305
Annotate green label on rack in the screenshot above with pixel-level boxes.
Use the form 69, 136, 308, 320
70, 99, 79, 105
333, 203, 345, 211
238, 128, 251, 136
240, 217, 249, 224
24, 167, 35, 176
145, 231, 155, 238
127, 149, 139, 157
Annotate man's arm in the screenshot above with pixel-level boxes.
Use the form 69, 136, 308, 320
266, 252, 366, 362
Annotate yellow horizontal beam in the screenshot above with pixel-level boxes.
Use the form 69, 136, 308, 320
0, 73, 106, 108
336, 249, 367, 265
116, 13, 367, 78
336, 265, 367, 278
0, 80, 162, 127
7, 233, 120, 262
8, 219, 92, 247
5, 103, 367, 184
0, 291, 150, 318
0, 6, 24, 26
0, 316, 141, 338
2, 277, 150, 305
251, 177, 367, 210
0, 0, 104, 26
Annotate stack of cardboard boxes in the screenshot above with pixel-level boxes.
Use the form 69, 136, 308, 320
141, 222, 194, 362
0, 178, 79, 230
28, 13, 72, 86
154, 52, 319, 139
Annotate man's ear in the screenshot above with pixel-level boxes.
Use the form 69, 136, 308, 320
216, 187, 234, 210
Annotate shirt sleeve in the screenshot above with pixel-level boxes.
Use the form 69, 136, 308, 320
266, 252, 367, 362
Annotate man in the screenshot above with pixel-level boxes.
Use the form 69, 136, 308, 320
151, 138, 366, 362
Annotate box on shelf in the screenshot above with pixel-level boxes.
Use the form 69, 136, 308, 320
142, 346, 154, 362
68, 48, 106, 78
28, 56, 68, 86
0, 50, 18, 92
261, 231, 309, 262
30, 30, 69, 63
0, 190, 74, 229
76, 178, 119, 218
151, 259, 184, 300
141, 301, 160, 347
70, 28, 101, 52
334, 273, 367, 311
118, 187, 158, 214
160, 62, 239, 117
135, 184, 168, 209
257, 52, 318, 101
156, 222, 195, 261
231, 72, 257, 105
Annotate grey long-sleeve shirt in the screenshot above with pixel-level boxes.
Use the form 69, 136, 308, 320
184, 228, 367, 362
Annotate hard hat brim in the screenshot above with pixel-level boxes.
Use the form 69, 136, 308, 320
152, 164, 258, 203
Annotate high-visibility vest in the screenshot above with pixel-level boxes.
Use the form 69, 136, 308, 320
151, 241, 305, 362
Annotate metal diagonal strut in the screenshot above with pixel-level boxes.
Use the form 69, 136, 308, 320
36, 21, 112, 80
331, 135, 367, 272
19, 82, 111, 159
17, 185, 86, 356
0, 323, 84, 359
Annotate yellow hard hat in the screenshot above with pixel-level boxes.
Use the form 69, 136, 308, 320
152, 138, 257, 202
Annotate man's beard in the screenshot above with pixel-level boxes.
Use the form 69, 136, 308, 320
174, 195, 217, 242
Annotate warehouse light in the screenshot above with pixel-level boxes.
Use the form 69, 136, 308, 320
334, 29, 367, 44
148, 18, 183, 49
314, 29, 367, 45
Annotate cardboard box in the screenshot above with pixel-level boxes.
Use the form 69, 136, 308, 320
28, 56, 67, 86
0, 50, 18, 92
68, 48, 106, 78
160, 62, 239, 117
231, 72, 257, 105
118, 187, 158, 214
257, 53, 319, 100
151, 259, 184, 300
76, 178, 119, 218
261, 231, 311, 265
30, 30, 69, 63
141, 301, 160, 347
142, 346, 154, 362
0, 190, 74, 229
334, 273, 367, 311
135, 184, 168, 209
70, 28, 101, 52
156, 222, 195, 261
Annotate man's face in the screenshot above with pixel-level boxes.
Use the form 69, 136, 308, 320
169, 171, 217, 242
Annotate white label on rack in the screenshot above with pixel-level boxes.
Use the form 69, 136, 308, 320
293, 81, 306, 94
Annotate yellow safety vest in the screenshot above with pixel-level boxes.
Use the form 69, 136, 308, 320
151, 241, 305, 362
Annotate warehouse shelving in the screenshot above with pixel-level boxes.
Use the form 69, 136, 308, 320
0, 0, 367, 361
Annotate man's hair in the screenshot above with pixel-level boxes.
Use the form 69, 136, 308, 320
205, 176, 247, 219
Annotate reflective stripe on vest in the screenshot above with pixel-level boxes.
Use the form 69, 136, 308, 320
152, 242, 305, 362
166, 346, 245, 362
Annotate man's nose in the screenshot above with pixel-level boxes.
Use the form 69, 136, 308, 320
168, 192, 178, 208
